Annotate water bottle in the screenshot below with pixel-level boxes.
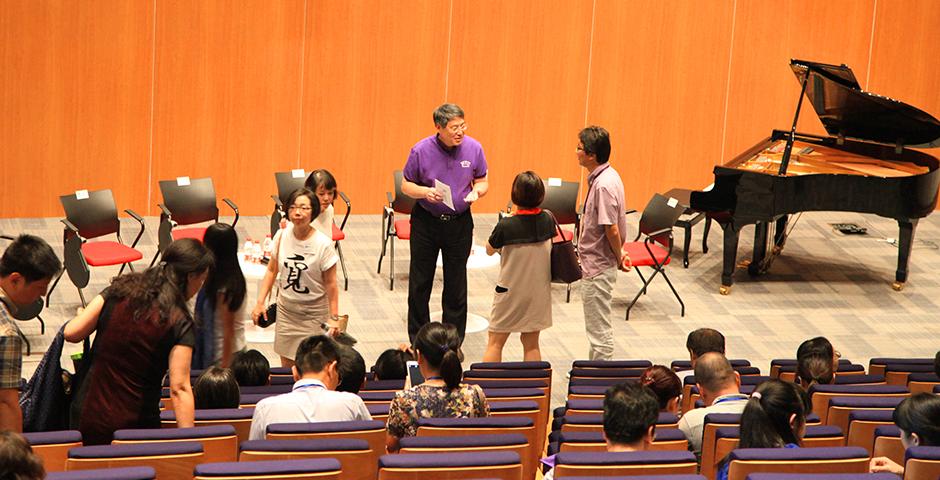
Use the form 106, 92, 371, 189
243, 237, 253, 262
262, 234, 273, 260
251, 240, 263, 263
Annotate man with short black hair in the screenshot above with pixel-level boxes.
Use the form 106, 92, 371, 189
335, 345, 366, 394
0, 235, 60, 432
249, 335, 370, 440
677, 328, 726, 382
677, 352, 747, 454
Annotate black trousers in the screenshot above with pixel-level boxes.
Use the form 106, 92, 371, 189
407, 204, 474, 344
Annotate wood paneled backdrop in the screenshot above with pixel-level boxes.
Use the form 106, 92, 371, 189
3, 0, 940, 218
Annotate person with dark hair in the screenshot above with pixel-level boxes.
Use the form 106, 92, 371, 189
678, 328, 727, 382
576, 126, 629, 360
716, 379, 810, 480
373, 348, 413, 381
196, 223, 247, 368
65, 238, 213, 444
870, 393, 940, 475
796, 336, 838, 389
193, 366, 241, 409
0, 234, 60, 433
639, 365, 682, 414
678, 353, 748, 454
401, 103, 489, 348
231, 349, 270, 387
249, 335, 370, 440
0, 431, 44, 480
386, 322, 489, 452
304, 169, 339, 239
483, 171, 555, 362
935, 350, 940, 378
252, 188, 340, 368
335, 345, 366, 394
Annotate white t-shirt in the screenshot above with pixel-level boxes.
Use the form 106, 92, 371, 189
274, 223, 338, 304
311, 205, 335, 240
212, 294, 246, 362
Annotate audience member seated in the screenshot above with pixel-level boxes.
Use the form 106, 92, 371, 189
193, 366, 241, 409
65, 239, 213, 445
678, 328, 726, 383
335, 345, 366, 394
0, 431, 44, 480
543, 382, 660, 480
869, 392, 940, 475
386, 323, 489, 453
372, 348, 412, 381
249, 335, 371, 440
232, 350, 270, 387
678, 353, 748, 455
639, 365, 681, 414
796, 336, 839, 389
935, 350, 940, 377
716, 379, 810, 480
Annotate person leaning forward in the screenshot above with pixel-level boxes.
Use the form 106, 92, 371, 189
401, 103, 488, 347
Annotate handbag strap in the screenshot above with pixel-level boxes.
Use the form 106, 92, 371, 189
546, 210, 567, 241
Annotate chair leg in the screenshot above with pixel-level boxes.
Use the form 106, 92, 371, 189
336, 241, 348, 291
77, 287, 87, 308
16, 328, 29, 357
626, 268, 657, 321
36, 314, 44, 335
376, 237, 386, 274
45, 269, 65, 307
149, 249, 161, 268
633, 269, 649, 295
682, 224, 692, 268
566, 283, 571, 303
389, 237, 395, 291
659, 270, 686, 317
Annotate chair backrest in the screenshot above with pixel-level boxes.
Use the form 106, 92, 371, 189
725, 446, 869, 480
574, 360, 654, 370
65, 441, 204, 479
807, 385, 909, 423
160, 408, 254, 444
399, 433, 529, 477
903, 445, 940, 480
701, 414, 743, 479
265, 420, 386, 474
869, 357, 933, 377
714, 426, 847, 472
378, 451, 523, 480
906, 372, 940, 394
744, 474, 902, 480
46, 466, 157, 479
553, 450, 698, 477
23, 430, 82, 473
826, 396, 902, 433
368, 403, 390, 423
846, 410, 895, 455
557, 429, 688, 453
274, 170, 309, 207
539, 179, 580, 225
872, 425, 905, 467
391, 170, 416, 214
638, 193, 686, 246
417, 416, 536, 479
60, 189, 120, 240
158, 177, 219, 226
193, 458, 341, 480
239, 438, 373, 480
112, 425, 237, 463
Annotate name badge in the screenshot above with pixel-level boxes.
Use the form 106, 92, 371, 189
460, 160, 471, 168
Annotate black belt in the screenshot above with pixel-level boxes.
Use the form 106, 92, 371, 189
418, 204, 469, 222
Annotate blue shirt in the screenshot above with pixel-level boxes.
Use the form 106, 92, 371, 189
403, 134, 487, 216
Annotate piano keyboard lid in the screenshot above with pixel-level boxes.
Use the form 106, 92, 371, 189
790, 59, 940, 149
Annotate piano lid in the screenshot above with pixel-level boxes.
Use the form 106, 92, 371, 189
790, 59, 940, 148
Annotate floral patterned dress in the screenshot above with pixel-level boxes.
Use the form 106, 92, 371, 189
386, 383, 490, 438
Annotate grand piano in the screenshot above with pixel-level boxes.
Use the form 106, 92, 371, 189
691, 59, 940, 294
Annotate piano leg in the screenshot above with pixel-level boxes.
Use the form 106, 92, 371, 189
894, 219, 918, 291
773, 215, 789, 252
702, 217, 711, 254
720, 222, 740, 295
749, 221, 769, 277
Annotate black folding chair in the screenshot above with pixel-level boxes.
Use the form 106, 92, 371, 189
622, 193, 686, 320
152, 177, 238, 266
377, 170, 416, 290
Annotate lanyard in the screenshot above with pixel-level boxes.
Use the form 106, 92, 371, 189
293, 381, 326, 392
713, 394, 749, 405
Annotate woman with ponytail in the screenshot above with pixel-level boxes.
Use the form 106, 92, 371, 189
385, 322, 489, 452
65, 239, 213, 445
716, 379, 810, 480
796, 336, 839, 389
870, 393, 940, 475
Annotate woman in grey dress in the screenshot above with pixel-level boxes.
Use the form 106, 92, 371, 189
484, 171, 555, 362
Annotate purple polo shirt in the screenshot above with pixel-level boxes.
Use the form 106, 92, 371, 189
402, 134, 487, 216
578, 162, 628, 278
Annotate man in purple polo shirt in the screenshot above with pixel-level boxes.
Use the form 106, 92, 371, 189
577, 126, 630, 360
401, 104, 488, 346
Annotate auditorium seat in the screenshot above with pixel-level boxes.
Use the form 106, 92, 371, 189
399, 433, 529, 478
807, 385, 909, 423
713, 425, 847, 472
239, 438, 373, 480
112, 425, 237, 463
160, 408, 254, 443
551, 450, 698, 477
901, 445, 940, 480
46, 466, 156, 480
377, 451, 523, 480
193, 459, 341, 480
416, 416, 536, 479
826, 396, 903, 432
846, 410, 895, 455
905, 372, 940, 394
868, 358, 933, 377
22, 430, 82, 472
65, 442, 204, 479
265, 420, 386, 474
872, 425, 905, 467
724, 446, 869, 480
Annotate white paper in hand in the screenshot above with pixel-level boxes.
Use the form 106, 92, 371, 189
434, 179, 456, 211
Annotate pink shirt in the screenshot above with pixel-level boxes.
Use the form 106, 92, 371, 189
578, 163, 627, 278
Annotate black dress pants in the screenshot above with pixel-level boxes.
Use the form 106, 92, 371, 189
407, 204, 473, 344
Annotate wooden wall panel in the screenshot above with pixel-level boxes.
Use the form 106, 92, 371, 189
150, 0, 305, 216
868, 0, 940, 121
0, 0, 153, 218
300, 0, 449, 216
586, 0, 735, 209
446, 0, 594, 212
722, 0, 875, 164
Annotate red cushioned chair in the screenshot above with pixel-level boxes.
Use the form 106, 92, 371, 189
377, 170, 416, 290
152, 177, 238, 266
269, 171, 351, 290
46, 189, 144, 308
622, 193, 686, 320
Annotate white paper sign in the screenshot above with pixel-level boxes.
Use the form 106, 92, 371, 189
547, 177, 562, 187
667, 197, 679, 208
291, 169, 305, 178
75, 189, 89, 200
176, 176, 191, 186
434, 179, 455, 211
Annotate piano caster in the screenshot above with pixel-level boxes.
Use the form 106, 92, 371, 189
719, 285, 732, 295
892, 281, 905, 292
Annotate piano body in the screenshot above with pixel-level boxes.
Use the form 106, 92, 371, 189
691, 59, 940, 294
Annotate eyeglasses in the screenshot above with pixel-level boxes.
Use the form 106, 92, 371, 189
834, 350, 842, 359
446, 122, 468, 134
576, 145, 588, 153
288, 205, 312, 212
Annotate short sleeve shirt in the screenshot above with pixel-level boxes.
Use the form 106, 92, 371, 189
403, 134, 488, 216
578, 163, 628, 278
0, 288, 22, 390
386, 383, 490, 438
273, 224, 339, 304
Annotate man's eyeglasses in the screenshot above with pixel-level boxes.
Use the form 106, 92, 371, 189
447, 122, 468, 134
288, 205, 312, 212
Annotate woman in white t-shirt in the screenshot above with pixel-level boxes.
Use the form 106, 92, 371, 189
305, 169, 337, 239
252, 187, 340, 368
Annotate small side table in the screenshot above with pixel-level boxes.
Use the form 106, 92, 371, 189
664, 188, 711, 268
